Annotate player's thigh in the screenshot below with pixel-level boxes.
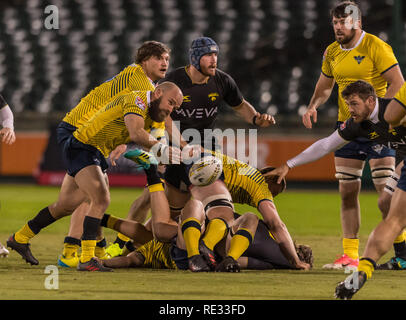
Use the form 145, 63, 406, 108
51, 173, 87, 217
335, 157, 364, 198
74, 165, 110, 206
369, 156, 395, 192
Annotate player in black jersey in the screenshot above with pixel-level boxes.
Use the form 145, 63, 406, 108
260, 80, 406, 298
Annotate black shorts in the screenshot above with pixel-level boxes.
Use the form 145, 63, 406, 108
334, 122, 396, 160
57, 122, 108, 177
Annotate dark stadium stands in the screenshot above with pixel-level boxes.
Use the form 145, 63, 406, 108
0, 0, 404, 121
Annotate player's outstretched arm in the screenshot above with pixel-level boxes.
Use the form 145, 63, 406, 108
233, 99, 276, 127
302, 73, 335, 129
381, 65, 404, 99
384, 97, 406, 128
0, 94, 16, 145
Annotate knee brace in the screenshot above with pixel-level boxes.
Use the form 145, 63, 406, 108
371, 165, 395, 185
384, 172, 400, 195
201, 194, 234, 215
335, 166, 363, 183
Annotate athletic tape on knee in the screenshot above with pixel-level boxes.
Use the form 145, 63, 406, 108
335, 166, 362, 182
384, 172, 400, 195
371, 165, 395, 184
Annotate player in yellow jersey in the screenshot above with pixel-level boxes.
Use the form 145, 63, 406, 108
335, 83, 406, 299
52, 41, 172, 267
7, 82, 183, 271
124, 147, 310, 271
302, 1, 405, 270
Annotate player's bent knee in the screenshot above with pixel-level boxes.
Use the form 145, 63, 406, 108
201, 194, 234, 217
371, 165, 395, 185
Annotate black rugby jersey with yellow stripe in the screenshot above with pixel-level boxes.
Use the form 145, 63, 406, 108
63, 64, 155, 128
73, 90, 165, 157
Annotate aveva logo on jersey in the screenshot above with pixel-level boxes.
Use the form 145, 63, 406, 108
174, 106, 218, 119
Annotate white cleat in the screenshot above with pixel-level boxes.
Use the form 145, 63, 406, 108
0, 242, 10, 258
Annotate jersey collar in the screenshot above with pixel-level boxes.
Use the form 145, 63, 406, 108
368, 97, 379, 124
340, 31, 366, 51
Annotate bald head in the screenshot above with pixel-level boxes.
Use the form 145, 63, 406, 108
149, 81, 183, 122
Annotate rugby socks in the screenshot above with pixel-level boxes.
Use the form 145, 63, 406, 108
80, 216, 101, 263
358, 257, 376, 280
113, 233, 131, 249
201, 218, 228, 251
393, 230, 406, 259
95, 237, 107, 258
101, 213, 119, 230
343, 238, 359, 260
181, 217, 201, 258
14, 207, 56, 244
62, 236, 81, 258
227, 228, 254, 261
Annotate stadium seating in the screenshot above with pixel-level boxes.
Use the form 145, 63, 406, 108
0, 0, 404, 119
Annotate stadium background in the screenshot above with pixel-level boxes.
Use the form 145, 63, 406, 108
0, 0, 405, 187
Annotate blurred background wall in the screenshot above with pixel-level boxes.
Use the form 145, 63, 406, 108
0, 0, 404, 184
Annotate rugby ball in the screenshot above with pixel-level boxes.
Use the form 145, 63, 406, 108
189, 156, 223, 186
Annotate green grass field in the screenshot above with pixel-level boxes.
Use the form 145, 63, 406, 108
0, 183, 405, 300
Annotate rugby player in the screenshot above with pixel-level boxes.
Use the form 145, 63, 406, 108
105, 36, 276, 256
0, 93, 15, 257
335, 82, 406, 299
51, 41, 174, 267
97, 163, 313, 271
301, 1, 404, 269
125, 147, 311, 271
267, 80, 406, 275
7, 83, 183, 271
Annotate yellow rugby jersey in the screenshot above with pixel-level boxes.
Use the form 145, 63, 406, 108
322, 32, 398, 121
63, 64, 155, 128
210, 151, 273, 208
73, 90, 165, 158
394, 82, 406, 108
136, 239, 177, 269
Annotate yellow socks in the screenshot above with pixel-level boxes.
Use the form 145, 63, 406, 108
62, 243, 79, 258
80, 240, 97, 263
117, 232, 130, 243
358, 258, 376, 279
14, 224, 36, 244
227, 228, 253, 261
343, 238, 359, 260
202, 218, 228, 251
181, 217, 201, 258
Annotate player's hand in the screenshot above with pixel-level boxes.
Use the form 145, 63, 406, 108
109, 144, 127, 166
302, 106, 317, 129
0, 127, 16, 145
263, 164, 290, 184
181, 144, 201, 164
294, 261, 311, 271
255, 113, 276, 127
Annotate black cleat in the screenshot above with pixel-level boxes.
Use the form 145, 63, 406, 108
77, 257, 113, 272
6, 234, 39, 265
215, 256, 240, 273
188, 254, 210, 272
376, 257, 406, 270
334, 271, 367, 300
199, 240, 217, 270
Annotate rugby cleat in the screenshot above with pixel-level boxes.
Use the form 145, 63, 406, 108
124, 149, 158, 169
199, 240, 217, 270
323, 254, 359, 271
0, 242, 10, 258
215, 256, 240, 272
105, 242, 123, 258
58, 254, 79, 268
188, 254, 210, 272
334, 271, 367, 300
376, 257, 406, 270
77, 257, 113, 272
6, 234, 39, 265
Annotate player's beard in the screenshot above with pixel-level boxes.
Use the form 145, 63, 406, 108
335, 29, 356, 45
149, 96, 166, 122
